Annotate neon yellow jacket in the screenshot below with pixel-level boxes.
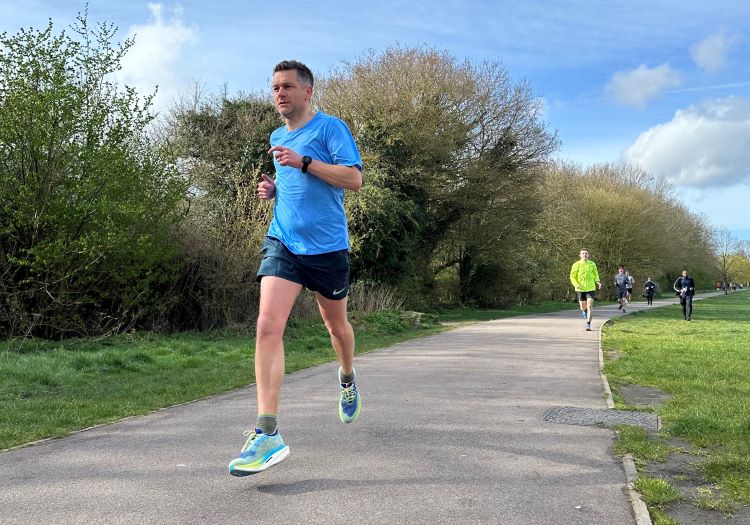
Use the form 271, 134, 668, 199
570, 260, 600, 292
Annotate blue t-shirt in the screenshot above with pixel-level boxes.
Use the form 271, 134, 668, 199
267, 112, 362, 255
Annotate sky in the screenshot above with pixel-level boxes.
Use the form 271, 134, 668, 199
2, 0, 749, 240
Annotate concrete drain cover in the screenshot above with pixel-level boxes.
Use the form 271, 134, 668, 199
543, 406, 660, 430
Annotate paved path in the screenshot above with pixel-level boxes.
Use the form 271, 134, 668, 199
1, 294, 719, 524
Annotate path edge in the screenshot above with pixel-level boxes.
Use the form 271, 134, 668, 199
599, 318, 653, 525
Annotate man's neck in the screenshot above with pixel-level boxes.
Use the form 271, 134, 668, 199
285, 107, 316, 131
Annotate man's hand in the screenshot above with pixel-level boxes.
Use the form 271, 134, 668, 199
258, 174, 276, 200
597, 282, 602, 290
269, 145, 303, 169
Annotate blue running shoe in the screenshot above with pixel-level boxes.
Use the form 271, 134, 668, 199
228, 428, 289, 477
339, 380, 362, 424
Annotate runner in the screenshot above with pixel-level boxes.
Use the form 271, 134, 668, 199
614, 266, 629, 313
673, 270, 696, 321
644, 277, 656, 305
625, 270, 635, 302
569, 248, 602, 331
228, 60, 363, 476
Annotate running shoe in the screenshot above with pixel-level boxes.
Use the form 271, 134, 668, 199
228, 429, 289, 477
617, 303, 622, 310
339, 381, 362, 424
586, 323, 592, 332
581, 310, 588, 319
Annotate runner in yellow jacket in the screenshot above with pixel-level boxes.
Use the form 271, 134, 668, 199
569, 248, 601, 331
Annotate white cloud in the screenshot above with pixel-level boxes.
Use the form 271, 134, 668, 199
117, 3, 197, 112
690, 30, 741, 74
604, 64, 682, 108
623, 96, 750, 188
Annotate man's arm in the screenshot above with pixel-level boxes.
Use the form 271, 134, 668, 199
269, 145, 362, 192
570, 263, 579, 289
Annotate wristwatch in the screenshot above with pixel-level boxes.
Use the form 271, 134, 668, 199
301, 155, 312, 173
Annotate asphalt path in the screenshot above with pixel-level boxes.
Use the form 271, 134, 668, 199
1, 293, 720, 524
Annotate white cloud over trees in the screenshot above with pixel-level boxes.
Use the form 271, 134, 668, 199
623, 96, 750, 188
117, 3, 197, 111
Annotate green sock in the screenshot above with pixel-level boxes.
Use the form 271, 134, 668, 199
339, 367, 355, 384
256, 413, 277, 435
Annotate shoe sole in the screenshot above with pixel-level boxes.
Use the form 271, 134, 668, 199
229, 446, 290, 477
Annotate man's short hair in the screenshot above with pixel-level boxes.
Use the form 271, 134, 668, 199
618, 265, 625, 270
274, 60, 314, 87
580, 248, 588, 253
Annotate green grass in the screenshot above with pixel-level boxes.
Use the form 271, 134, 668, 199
634, 477, 681, 507
614, 425, 673, 466
604, 291, 750, 505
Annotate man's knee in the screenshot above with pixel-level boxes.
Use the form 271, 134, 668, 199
256, 314, 286, 342
324, 318, 352, 341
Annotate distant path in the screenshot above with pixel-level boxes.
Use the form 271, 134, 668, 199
0, 292, 722, 524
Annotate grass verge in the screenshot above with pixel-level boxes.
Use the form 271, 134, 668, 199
604, 291, 750, 513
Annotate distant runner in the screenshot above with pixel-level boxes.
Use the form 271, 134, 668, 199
673, 270, 696, 321
570, 248, 602, 331
614, 266, 629, 313
625, 270, 635, 302
644, 277, 656, 305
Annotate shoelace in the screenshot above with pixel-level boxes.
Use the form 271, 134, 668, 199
241, 429, 261, 453
340, 384, 358, 403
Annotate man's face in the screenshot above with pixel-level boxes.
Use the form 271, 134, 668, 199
618, 269, 624, 274
580, 250, 589, 260
272, 70, 312, 119
682, 271, 688, 277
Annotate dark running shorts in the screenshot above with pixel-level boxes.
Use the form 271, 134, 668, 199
256, 237, 350, 300
617, 289, 628, 299
626, 288, 633, 294
577, 290, 596, 301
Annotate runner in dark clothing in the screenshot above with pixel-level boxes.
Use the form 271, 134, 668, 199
644, 278, 656, 305
673, 270, 695, 321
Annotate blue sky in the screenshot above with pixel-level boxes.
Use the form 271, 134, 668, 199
3, 1, 749, 240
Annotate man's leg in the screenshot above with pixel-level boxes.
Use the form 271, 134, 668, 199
256, 276, 303, 415
317, 294, 355, 376
579, 299, 587, 317
586, 297, 594, 323
317, 293, 361, 423
228, 276, 300, 477
680, 296, 687, 319
686, 296, 693, 320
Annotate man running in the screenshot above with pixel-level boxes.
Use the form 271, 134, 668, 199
625, 270, 635, 302
673, 270, 695, 321
644, 277, 656, 305
614, 266, 629, 313
228, 60, 363, 476
570, 248, 601, 331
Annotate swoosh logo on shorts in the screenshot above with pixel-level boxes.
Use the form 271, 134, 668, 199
333, 288, 347, 296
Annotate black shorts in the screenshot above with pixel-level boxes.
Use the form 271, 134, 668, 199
626, 288, 633, 294
256, 237, 350, 300
577, 290, 596, 301
617, 289, 628, 299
